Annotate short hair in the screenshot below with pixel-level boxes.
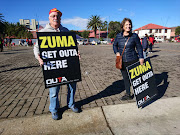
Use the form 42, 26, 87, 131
145, 34, 148, 37
121, 18, 132, 31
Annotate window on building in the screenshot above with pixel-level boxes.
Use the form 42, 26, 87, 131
155, 29, 158, 33
159, 29, 161, 33
165, 29, 167, 33
149, 29, 152, 33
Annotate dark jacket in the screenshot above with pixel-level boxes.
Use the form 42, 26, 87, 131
113, 32, 143, 62
142, 37, 148, 51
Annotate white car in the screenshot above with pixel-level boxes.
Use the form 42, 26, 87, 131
155, 37, 163, 42
77, 39, 83, 45
91, 40, 96, 45
101, 41, 108, 44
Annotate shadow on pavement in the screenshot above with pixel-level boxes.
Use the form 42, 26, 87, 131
0, 65, 39, 73
61, 80, 126, 113
1, 49, 30, 54
142, 72, 169, 108
152, 50, 160, 53
61, 72, 169, 112
148, 55, 159, 59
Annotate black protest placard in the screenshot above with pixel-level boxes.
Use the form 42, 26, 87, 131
37, 32, 81, 88
126, 58, 157, 108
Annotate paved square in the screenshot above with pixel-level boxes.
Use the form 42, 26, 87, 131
0, 43, 180, 119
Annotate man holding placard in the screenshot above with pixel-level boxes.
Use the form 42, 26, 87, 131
34, 8, 80, 120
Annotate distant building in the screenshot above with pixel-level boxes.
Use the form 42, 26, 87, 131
19, 19, 39, 30
78, 30, 108, 38
19, 19, 44, 39
133, 23, 171, 41
170, 27, 177, 39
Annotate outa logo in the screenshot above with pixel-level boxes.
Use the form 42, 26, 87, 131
137, 95, 150, 106
46, 77, 67, 85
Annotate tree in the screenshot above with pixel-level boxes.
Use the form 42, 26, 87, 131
87, 15, 102, 37
108, 31, 116, 38
3, 21, 32, 39
108, 21, 121, 33
108, 21, 121, 38
81, 30, 90, 38
0, 13, 6, 36
101, 21, 108, 31
1, 13, 33, 39
175, 26, 180, 35
26, 31, 33, 39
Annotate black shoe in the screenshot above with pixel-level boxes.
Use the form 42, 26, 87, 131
120, 93, 133, 100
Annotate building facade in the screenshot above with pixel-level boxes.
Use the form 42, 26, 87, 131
133, 23, 171, 41
19, 19, 38, 30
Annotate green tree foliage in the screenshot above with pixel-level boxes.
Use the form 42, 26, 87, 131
101, 21, 108, 31
175, 26, 180, 35
108, 21, 121, 38
0, 13, 33, 39
87, 15, 102, 37
0, 13, 4, 23
4, 22, 33, 38
81, 30, 90, 38
108, 31, 116, 38
0, 13, 6, 35
70, 30, 81, 36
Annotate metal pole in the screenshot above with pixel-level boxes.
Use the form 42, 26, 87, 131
107, 21, 108, 42
99, 27, 100, 39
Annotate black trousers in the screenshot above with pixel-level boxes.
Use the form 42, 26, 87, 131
0, 45, 3, 52
120, 59, 138, 94
149, 43, 153, 52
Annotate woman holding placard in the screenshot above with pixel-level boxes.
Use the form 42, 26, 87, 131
113, 18, 144, 100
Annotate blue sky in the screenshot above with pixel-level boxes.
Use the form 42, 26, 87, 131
1, 0, 180, 30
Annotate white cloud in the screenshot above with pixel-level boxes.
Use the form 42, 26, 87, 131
118, 8, 135, 17
101, 17, 107, 22
39, 21, 49, 27
118, 8, 123, 11
39, 17, 88, 29
62, 17, 88, 29
130, 12, 135, 17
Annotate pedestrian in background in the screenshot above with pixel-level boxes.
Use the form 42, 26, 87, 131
26, 38, 29, 47
7, 37, 12, 49
142, 34, 149, 58
34, 8, 80, 120
29, 39, 32, 46
113, 18, 144, 100
19, 40, 22, 46
149, 35, 155, 53
21, 39, 24, 45
0, 37, 3, 52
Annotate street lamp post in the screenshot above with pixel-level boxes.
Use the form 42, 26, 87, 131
106, 17, 109, 43
98, 27, 100, 39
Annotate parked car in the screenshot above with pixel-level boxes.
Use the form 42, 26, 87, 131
90, 39, 100, 45
155, 37, 163, 42
91, 40, 96, 45
101, 41, 108, 44
77, 39, 83, 45
83, 39, 91, 45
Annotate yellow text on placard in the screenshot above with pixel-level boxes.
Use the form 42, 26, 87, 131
39, 36, 76, 48
129, 61, 151, 79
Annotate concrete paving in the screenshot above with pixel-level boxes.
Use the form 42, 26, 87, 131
103, 97, 180, 135
0, 97, 179, 135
